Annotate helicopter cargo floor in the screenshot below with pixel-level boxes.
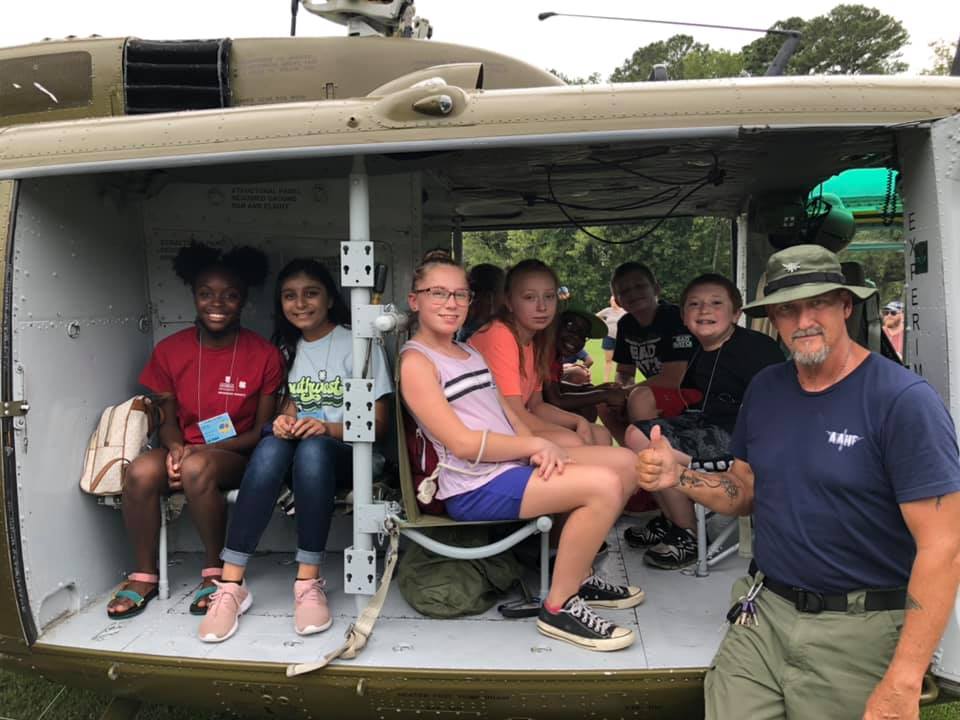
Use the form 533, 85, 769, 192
38, 516, 745, 671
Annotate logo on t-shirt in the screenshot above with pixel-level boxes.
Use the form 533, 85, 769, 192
626, 338, 662, 376
826, 429, 863, 451
673, 334, 694, 350
218, 375, 249, 398
288, 373, 345, 415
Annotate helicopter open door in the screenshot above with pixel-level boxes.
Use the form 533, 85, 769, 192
897, 112, 960, 696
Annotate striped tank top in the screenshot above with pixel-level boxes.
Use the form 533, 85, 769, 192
400, 339, 526, 499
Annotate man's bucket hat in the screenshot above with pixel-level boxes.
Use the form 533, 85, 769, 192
742, 244, 877, 318
560, 303, 607, 339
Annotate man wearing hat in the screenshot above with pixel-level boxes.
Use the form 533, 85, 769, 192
883, 299, 905, 360
635, 244, 960, 719
543, 304, 628, 434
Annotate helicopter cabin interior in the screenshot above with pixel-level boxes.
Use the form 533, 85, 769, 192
2, 117, 952, 673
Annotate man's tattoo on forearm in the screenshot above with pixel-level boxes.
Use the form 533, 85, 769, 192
906, 593, 923, 611
678, 468, 739, 500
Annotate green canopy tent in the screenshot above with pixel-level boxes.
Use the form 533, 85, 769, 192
811, 167, 901, 223
810, 168, 902, 251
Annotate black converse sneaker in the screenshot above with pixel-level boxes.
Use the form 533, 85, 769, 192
623, 514, 672, 548
643, 526, 698, 570
578, 573, 645, 609
537, 596, 635, 652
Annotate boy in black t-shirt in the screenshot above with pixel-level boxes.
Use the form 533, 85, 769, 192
597, 262, 697, 446
623, 274, 784, 569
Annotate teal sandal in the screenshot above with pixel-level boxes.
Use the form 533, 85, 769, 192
189, 567, 223, 615
106, 572, 159, 619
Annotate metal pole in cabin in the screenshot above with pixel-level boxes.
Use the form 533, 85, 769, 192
348, 156, 374, 601
452, 217, 463, 262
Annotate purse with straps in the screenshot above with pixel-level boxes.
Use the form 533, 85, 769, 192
79, 395, 159, 495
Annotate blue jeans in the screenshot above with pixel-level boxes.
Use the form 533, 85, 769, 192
222, 434, 352, 567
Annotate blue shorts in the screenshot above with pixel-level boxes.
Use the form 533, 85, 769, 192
601, 336, 616, 351
444, 466, 535, 522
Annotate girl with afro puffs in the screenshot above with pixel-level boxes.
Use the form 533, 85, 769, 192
106, 242, 284, 620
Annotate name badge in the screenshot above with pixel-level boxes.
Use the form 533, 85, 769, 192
198, 412, 237, 444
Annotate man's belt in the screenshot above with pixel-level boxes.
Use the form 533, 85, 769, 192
761, 575, 907, 614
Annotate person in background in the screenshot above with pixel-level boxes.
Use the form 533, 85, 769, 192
458, 263, 505, 342
470, 260, 610, 447
882, 300, 904, 360
597, 262, 697, 447
107, 242, 282, 620
543, 307, 630, 424
595, 296, 626, 383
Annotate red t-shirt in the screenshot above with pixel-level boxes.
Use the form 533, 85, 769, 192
139, 327, 284, 445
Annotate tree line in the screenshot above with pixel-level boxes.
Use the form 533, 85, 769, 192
463, 4, 955, 311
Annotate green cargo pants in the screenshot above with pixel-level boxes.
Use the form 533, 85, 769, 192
704, 575, 904, 720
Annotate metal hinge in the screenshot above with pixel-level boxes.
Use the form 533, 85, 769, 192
0, 401, 29, 418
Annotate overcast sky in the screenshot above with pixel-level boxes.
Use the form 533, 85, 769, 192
2, 1, 957, 78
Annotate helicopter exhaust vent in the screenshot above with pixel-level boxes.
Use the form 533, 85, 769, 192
123, 38, 232, 115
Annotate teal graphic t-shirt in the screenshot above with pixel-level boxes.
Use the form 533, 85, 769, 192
286, 325, 392, 422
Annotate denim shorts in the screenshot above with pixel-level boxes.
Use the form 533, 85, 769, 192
444, 466, 535, 522
601, 335, 617, 351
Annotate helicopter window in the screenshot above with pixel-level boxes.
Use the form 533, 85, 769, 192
0, 52, 92, 116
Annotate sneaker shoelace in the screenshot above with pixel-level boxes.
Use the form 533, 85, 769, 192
207, 582, 241, 617
296, 578, 327, 604
584, 574, 627, 595
566, 596, 613, 636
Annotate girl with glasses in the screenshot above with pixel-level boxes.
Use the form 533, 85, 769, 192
400, 250, 645, 651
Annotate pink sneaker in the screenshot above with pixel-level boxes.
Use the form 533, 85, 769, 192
198, 581, 252, 643
294, 578, 332, 635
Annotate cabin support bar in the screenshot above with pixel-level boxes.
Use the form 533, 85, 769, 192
347, 156, 376, 600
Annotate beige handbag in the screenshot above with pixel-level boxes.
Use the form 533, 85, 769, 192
80, 396, 157, 495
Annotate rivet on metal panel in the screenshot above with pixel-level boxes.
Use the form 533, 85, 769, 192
67, 321, 80, 339
107, 663, 119, 680
356, 678, 367, 697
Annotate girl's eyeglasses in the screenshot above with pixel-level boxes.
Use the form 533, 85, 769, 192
415, 287, 474, 306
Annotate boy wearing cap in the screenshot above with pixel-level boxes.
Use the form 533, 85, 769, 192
635, 244, 960, 720
543, 307, 629, 430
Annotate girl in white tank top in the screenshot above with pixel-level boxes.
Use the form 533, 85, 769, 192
400, 252, 648, 653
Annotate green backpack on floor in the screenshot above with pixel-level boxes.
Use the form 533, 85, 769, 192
397, 525, 524, 619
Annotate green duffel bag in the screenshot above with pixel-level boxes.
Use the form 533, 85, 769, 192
397, 525, 524, 619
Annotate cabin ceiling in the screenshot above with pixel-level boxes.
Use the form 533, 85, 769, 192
418, 126, 897, 230
142, 125, 898, 230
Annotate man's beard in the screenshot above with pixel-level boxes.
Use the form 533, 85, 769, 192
792, 327, 830, 367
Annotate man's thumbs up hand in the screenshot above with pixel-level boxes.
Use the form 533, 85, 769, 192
636, 424, 680, 492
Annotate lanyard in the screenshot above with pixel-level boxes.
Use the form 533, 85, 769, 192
300, 328, 336, 382
681, 338, 725, 416
197, 330, 240, 419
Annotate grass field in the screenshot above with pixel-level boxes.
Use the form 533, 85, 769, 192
1, 665, 958, 719
1, 339, 956, 718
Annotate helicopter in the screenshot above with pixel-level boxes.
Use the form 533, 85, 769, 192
1, 1, 959, 717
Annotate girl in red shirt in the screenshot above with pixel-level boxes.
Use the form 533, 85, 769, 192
106, 242, 283, 620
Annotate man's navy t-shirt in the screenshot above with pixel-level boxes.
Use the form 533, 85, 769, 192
730, 354, 960, 592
